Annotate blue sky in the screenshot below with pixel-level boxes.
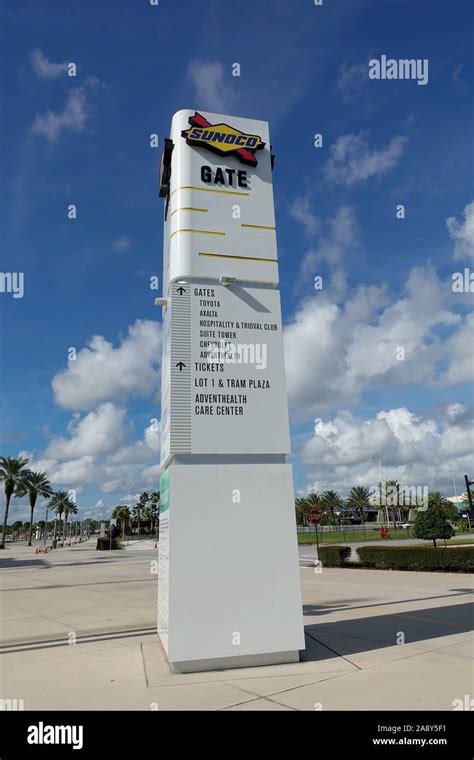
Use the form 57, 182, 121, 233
1, 0, 473, 521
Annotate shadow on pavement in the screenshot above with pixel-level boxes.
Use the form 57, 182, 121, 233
0, 558, 50, 569
303, 588, 474, 617
302, 601, 473, 661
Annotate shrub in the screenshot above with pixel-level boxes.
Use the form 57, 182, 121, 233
317, 545, 352, 567
357, 545, 473, 572
96, 535, 120, 550
414, 505, 454, 547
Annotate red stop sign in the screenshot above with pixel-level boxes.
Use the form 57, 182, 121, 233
309, 509, 321, 525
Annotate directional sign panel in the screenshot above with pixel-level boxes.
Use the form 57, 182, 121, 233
161, 281, 290, 465
158, 110, 304, 673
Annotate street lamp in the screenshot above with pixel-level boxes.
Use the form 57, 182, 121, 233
43, 504, 49, 547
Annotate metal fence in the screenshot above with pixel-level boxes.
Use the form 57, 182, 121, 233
297, 524, 391, 533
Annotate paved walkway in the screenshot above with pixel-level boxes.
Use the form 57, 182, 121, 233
0, 541, 472, 710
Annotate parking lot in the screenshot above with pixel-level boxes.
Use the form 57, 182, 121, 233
1, 541, 472, 710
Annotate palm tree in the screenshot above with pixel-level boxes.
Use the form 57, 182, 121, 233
306, 492, 320, 509
144, 504, 158, 536
319, 490, 343, 524
346, 486, 372, 524
133, 492, 149, 537
63, 502, 78, 544
49, 491, 74, 545
295, 497, 309, 526
148, 491, 160, 536
378, 480, 401, 527
427, 491, 455, 520
294, 493, 319, 526
387, 479, 402, 526
427, 491, 449, 509
112, 505, 130, 540
15, 471, 53, 546
0, 456, 30, 549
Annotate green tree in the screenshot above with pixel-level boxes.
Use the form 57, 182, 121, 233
63, 501, 78, 543
319, 490, 343, 524
145, 492, 160, 536
112, 505, 130, 540
378, 480, 401, 527
0, 456, 30, 549
294, 494, 316, 526
49, 491, 74, 544
15, 471, 53, 546
427, 491, 458, 522
414, 505, 454, 548
10, 520, 23, 538
427, 491, 448, 510
346, 486, 372, 523
133, 492, 149, 536
295, 497, 307, 526
306, 492, 320, 509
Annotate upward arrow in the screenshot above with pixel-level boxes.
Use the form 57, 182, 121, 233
176, 361, 186, 371
177, 286, 186, 295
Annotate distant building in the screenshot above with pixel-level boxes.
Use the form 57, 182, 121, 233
447, 494, 469, 510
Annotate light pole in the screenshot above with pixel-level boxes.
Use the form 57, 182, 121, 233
43, 504, 49, 547
52, 514, 57, 548
379, 457, 390, 526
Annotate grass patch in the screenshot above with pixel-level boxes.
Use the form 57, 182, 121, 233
298, 529, 474, 545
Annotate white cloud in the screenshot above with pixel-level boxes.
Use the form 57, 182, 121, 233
144, 420, 161, 452
113, 236, 132, 253
447, 201, 474, 263
140, 462, 162, 486
52, 319, 162, 411
343, 266, 459, 386
19, 320, 163, 503
186, 60, 235, 113
289, 196, 319, 238
296, 205, 360, 282
438, 312, 474, 386
452, 64, 464, 87
31, 79, 98, 142
119, 494, 141, 508
323, 132, 406, 186
28, 414, 160, 497
49, 456, 97, 488
300, 404, 473, 494
284, 265, 463, 420
336, 62, 369, 103
44, 403, 128, 460
30, 49, 69, 79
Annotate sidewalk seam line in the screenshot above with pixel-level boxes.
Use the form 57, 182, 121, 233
304, 631, 363, 671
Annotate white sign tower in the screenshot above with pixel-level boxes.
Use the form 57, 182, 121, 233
157, 109, 304, 673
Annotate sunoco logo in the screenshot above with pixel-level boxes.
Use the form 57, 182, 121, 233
181, 112, 265, 166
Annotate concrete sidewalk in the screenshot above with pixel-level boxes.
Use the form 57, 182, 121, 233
0, 542, 472, 710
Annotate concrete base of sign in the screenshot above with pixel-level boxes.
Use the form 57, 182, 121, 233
170, 650, 300, 675
158, 461, 305, 673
